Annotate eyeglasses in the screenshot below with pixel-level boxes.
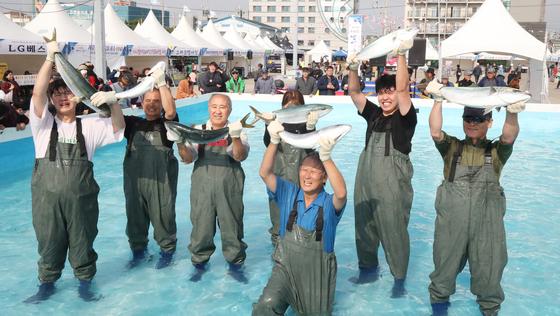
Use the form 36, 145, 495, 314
463, 116, 487, 124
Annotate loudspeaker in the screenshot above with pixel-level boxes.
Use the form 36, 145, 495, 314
369, 55, 386, 67
247, 50, 253, 60
408, 39, 427, 66
227, 51, 234, 60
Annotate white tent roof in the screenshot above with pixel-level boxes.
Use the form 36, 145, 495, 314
25, 0, 92, 43
307, 40, 332, 62
263, 36, 283, 51
243, 33, 265, 52
202, 19, 239, 50
135, 11, 196, 50
222, 22, 255, 51
425, 40, 439, 60
88, 4, 161, 47
0, 11, 43, 42
441, 0, 545, 60
171, 16, 220, 50
134, 21, 142, 31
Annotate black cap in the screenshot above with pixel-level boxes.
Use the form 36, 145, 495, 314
463, 107, 492, 120
231, 69, 239, 74
426, 68, 435, 74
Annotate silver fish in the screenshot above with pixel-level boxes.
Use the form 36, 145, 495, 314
250, 104, 333, 124
164, 113, 255, 144
49, 30, 111, 117
279, 124, 352, 149
355, 28, 419, 60
114, 61, 166, 99
440, 86, 531, 114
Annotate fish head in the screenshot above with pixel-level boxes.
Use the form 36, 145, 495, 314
309, 104, 333, 117
331, 124, 352, 142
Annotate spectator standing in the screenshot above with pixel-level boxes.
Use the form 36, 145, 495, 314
295, 67, 318, 95
417, 68, 435, 97
472, 63, 482, 83
199, 62, 225, 94
255, 70, 276, 94
478, 67, 507, 87
317, 66, 340, 95
458, 71, 476, 87
226, 70, 245, 93
455, 65, 462, 83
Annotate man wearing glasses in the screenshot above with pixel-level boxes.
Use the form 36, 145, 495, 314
346, 41, 417, 298
426, 81, 524, 316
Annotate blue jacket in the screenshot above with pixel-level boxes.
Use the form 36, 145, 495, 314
478, 76, 507, 87
317, 75, 340, 95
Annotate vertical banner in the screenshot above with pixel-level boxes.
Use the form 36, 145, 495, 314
347, 15, 363, 56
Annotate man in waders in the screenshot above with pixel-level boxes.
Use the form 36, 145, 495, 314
175, 94, 249, 283
25, 37, 125, 303
253, 120, 347, 315
426, 81, 524, 316
262, 90, 319, 246
347, 41, 416, 297
117, 67, 179, 269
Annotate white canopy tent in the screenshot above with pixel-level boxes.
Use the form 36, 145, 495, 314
171, 15, 222, 54
306, 40, 332, 63
202, 20, 245, 53
25, 0, 92, 44
263, 36, 283, 52
0, 12, 46, 73
425, 40, 439, 60
243, 33, 265, 52
135, 11, 198, 56
223, 23, 262, 52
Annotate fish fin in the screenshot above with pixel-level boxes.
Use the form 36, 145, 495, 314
42, 28, 56, 43
483, 107, 493, 115
489, 86, 497, 94
240, 113, 255, 128
249, 105, 270, 123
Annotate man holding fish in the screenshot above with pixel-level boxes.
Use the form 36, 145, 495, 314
92, 63, 181, 270
25, 33, 125, 303
426, 80, 525, 316
346, 28, 417, 298
170, 94, 250, 283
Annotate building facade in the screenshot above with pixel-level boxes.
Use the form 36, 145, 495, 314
247, 0, 358, 51
404, 0, 545, 47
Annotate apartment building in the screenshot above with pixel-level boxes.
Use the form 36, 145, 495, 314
247, 0, 358, 51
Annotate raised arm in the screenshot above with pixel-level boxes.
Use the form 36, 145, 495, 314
500, 102, 523, 144
395, 54, 412, 115
318, 137, 347, 211
426, 81, 445, 142
90, 91, 125, 133
259, 120, 284, 192
348, 58, 367, 113
228, 120, 249, 162
32, 38, 59, 118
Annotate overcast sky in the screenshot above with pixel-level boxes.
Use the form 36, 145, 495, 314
0, 0, 558, 32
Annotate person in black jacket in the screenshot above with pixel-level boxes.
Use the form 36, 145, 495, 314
199, 62, 225, 94
317, 66, 340, 95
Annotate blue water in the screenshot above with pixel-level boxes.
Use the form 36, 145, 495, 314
1, 100, 559, 315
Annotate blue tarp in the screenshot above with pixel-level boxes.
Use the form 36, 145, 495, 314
332, 49, 348, 58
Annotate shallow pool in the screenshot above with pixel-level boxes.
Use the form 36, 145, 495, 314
1, 97, 559, 315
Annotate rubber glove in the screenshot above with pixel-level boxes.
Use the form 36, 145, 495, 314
426, 81, 444, 101
90, 91, 117, 108
507, 101, 526, 113
318, 136, 337, 162
306, 111, 319, 131
267, 120, 284, 145
347, 53, 360, 71
394, 37, 414, 56
149, 68, 167, 89
45, 39, 60, 63
229, 120, 243, 138
166, 129, 184, 144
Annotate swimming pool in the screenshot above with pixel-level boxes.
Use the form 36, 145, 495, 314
1, 95, 559, 315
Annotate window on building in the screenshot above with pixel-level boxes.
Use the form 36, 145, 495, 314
281, 27, 290, 32
298, 27, 304, 33
281, 6, 290, 12
324, 28, 330, 33
298, 6, 305, 13
253, 6, 262, 12
324, 6, 332, 12
253, 16, 262, 22
308, 27, 315, 33
281, 16, 290, 23
298, 16, 304, 23
267, 6, 276, 12
267, 16, 276, 22
324, 40, 330, 46
297, 40, 304, 46
308, 40, 315, 46
308, 6, 316, 12
308, 16, 315, 23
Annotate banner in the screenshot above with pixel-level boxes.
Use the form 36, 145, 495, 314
0, 40, 46, 55
347, 15, 363, 56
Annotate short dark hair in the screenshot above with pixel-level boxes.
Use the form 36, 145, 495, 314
209, 61, 218, 68
302, 67, 310, 73
375, 74, 396, 93
281, 90, 305, 107
2, 70, 13, 81
47, 78, 69, 97
326, 66, 334, 70
301, 152, 326, 174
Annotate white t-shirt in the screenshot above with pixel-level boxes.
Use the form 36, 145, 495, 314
30, 99, 124, 161
186, 120, 250, 161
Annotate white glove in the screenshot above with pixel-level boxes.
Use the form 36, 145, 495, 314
149, 68, 166, 88
228, 120, 243, 138
166, 129, 184, 143
347, 53, 360, 71
90, 91, 117, 108
306, 111, 319, 131
394, 37, 414, 56
45, 40, 60, 63
426, 81, 444, 101
507, 101, 526, 114
318, 136, 336, 162
267, 120, 284, 145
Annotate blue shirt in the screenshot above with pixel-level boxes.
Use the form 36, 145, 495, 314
267, 177, 345, 253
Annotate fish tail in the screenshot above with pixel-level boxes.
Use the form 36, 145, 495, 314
42, 28, 56, 43
240, 113, 255, 128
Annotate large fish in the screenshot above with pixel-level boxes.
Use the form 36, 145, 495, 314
49, 30, 112, 117
250, 104, 333, 124
114, 61, 166, 99
440, 86, 531, 114
164, 113, 255, 144
279, 124, 352, 149
355, 28, 419, 60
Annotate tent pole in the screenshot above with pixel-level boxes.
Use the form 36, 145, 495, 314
94, 0, 107, 80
